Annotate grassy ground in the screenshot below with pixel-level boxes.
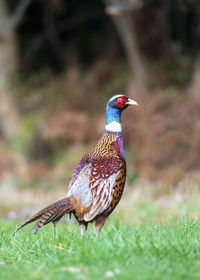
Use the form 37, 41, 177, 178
1, 218, 200, 280
1, 175, 200, 280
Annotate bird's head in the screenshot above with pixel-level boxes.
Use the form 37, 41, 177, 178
105, 94, 138, 133
107, 95, 138, 111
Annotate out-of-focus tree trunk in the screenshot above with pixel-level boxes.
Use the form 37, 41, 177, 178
0, 1, 19, 138
105, 0, 149, 89
113, 10, 148, 88
0, 0, 29, 181
190, 3, 200, 104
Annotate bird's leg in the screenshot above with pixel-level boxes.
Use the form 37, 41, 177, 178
80, 222, 88, 238
95, 216, 108, 238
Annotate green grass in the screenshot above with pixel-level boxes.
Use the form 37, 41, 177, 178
1, 219, 200, 280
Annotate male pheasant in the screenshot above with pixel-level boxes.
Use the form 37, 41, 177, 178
12, 95, 138, 238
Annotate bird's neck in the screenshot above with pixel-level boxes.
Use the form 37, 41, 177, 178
105, 106, 122, 133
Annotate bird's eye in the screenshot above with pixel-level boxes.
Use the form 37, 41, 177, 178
117, 98, 122, 102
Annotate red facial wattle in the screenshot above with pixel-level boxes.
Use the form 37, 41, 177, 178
114, 97, 128, 109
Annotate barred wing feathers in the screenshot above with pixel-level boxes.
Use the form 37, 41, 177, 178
84, 157, 120, 221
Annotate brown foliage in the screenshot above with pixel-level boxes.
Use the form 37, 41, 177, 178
125, 78, 200, 184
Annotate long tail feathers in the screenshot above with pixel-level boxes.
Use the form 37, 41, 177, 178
11, 198, 73, 239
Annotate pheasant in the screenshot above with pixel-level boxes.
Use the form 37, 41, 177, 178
11, 95, 138, 238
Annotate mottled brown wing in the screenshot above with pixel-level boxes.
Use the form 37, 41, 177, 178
84, 156, 120, 221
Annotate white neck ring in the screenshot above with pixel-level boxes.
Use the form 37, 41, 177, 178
105, 121, 122, 132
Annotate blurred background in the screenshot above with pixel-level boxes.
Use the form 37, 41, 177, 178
1, 0, 200, 223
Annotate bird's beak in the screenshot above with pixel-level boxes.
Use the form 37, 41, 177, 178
126, 98, 138, 106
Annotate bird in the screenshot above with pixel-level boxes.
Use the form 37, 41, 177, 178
11, 95, 138, 239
